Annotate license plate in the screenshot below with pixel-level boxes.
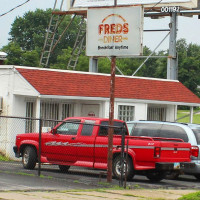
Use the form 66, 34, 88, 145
174, 162, 180, 169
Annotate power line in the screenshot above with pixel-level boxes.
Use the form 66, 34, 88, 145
0, 0, 31, 17
145, 0, 163, 14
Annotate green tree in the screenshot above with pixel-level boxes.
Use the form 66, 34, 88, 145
9, 9, 52, 51
2, 42, 23, 65
21, 50, 40, 67
2, 9, 84, 67
177, 39, 200, 96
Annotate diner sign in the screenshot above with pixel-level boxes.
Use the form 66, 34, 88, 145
86, 7, 143, 57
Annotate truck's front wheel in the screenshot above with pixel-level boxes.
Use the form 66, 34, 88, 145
22, 146, 37, 169
113, 155, 134, 181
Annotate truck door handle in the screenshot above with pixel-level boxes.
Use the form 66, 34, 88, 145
71, 137, 76, 140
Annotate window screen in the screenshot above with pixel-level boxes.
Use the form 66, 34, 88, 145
147, 107, 166, 121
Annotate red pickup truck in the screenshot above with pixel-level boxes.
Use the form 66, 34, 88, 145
13, 117, 198, 182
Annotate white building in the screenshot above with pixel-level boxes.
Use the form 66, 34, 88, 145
1, 65, 200, 158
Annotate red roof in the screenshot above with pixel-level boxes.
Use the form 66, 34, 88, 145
16, 67, 200, 104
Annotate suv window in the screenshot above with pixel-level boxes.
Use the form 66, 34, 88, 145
160, 124, 188, 142
131, 123, 162, 137
192, 129, 200, 145
99, 121, 128, 136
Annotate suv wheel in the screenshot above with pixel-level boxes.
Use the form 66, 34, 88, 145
165, 171, 180, 180
146, 170, 166, 182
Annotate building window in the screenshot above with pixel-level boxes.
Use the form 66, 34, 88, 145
62, 103, 74, 120
118, 105, 134, 121
25, 102, 34, 132
40, 102, 59, 127
40, 101, 74, 127
147, 106, 166, 121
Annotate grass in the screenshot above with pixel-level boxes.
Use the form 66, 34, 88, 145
178, 191, 200, 200
177, 109, 200, 124
0, 154, 11, 161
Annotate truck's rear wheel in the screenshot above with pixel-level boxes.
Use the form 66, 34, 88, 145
59, 165, 70, 172
194, 174, 200, 180
22, 146, 37, 169
113, 155, 134, 181
146, 171, 166, 182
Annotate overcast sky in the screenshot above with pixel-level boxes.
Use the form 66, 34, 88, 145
0, 0, 200, 51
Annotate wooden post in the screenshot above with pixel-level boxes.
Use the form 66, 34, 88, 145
107, 0, 117, 183
107, 56, 116, 183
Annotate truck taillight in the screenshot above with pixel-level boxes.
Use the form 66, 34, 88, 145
191, 146, 199, 157
154, 147, 161, 158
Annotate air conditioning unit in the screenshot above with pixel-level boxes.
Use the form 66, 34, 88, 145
0, 97, 3, 112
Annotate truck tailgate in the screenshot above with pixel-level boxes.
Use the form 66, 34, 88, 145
158, 141, 191, 162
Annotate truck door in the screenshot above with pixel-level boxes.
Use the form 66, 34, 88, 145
94, 121, 127, 168
42, 120, 81, 163
76, 120, 96, 167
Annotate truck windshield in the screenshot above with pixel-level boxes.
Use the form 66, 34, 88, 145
98, 121, 128, 136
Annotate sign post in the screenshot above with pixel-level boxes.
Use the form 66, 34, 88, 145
107, 55, 116, 183
86, 3, 143, 183
107, 0, 117, 183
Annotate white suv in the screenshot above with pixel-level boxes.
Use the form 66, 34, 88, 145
127, 121, 200, 180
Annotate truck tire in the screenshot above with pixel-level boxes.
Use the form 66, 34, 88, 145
59, 165, 70, 172
113, 155, 134, 181
146, 171, 166, 182
194, 174, 200, 180
22, 146, 37, 169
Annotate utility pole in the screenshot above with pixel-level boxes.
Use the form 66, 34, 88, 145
167, 12, 178, 80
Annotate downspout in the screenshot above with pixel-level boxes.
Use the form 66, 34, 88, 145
190, 106, 193, 123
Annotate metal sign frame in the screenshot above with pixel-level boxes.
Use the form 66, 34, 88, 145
70, 0, 198, 9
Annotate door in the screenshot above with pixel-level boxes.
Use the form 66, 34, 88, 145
42, 120, 81, 164
76, 120, 96, 167
81, 104, 100, 117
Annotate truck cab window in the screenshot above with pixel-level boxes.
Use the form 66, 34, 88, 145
81, 120, 95, 136
98, 121, 128, 136
56, 120, 80, 135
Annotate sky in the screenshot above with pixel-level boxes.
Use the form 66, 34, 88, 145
0, 0, 200, 51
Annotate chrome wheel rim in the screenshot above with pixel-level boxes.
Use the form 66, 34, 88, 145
23, 150, 29, 165
115, 160, 126, 176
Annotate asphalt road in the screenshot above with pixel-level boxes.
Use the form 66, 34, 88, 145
0, 161, 200, 191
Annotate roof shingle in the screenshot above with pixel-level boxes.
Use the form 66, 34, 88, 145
16, 67, 200, 104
